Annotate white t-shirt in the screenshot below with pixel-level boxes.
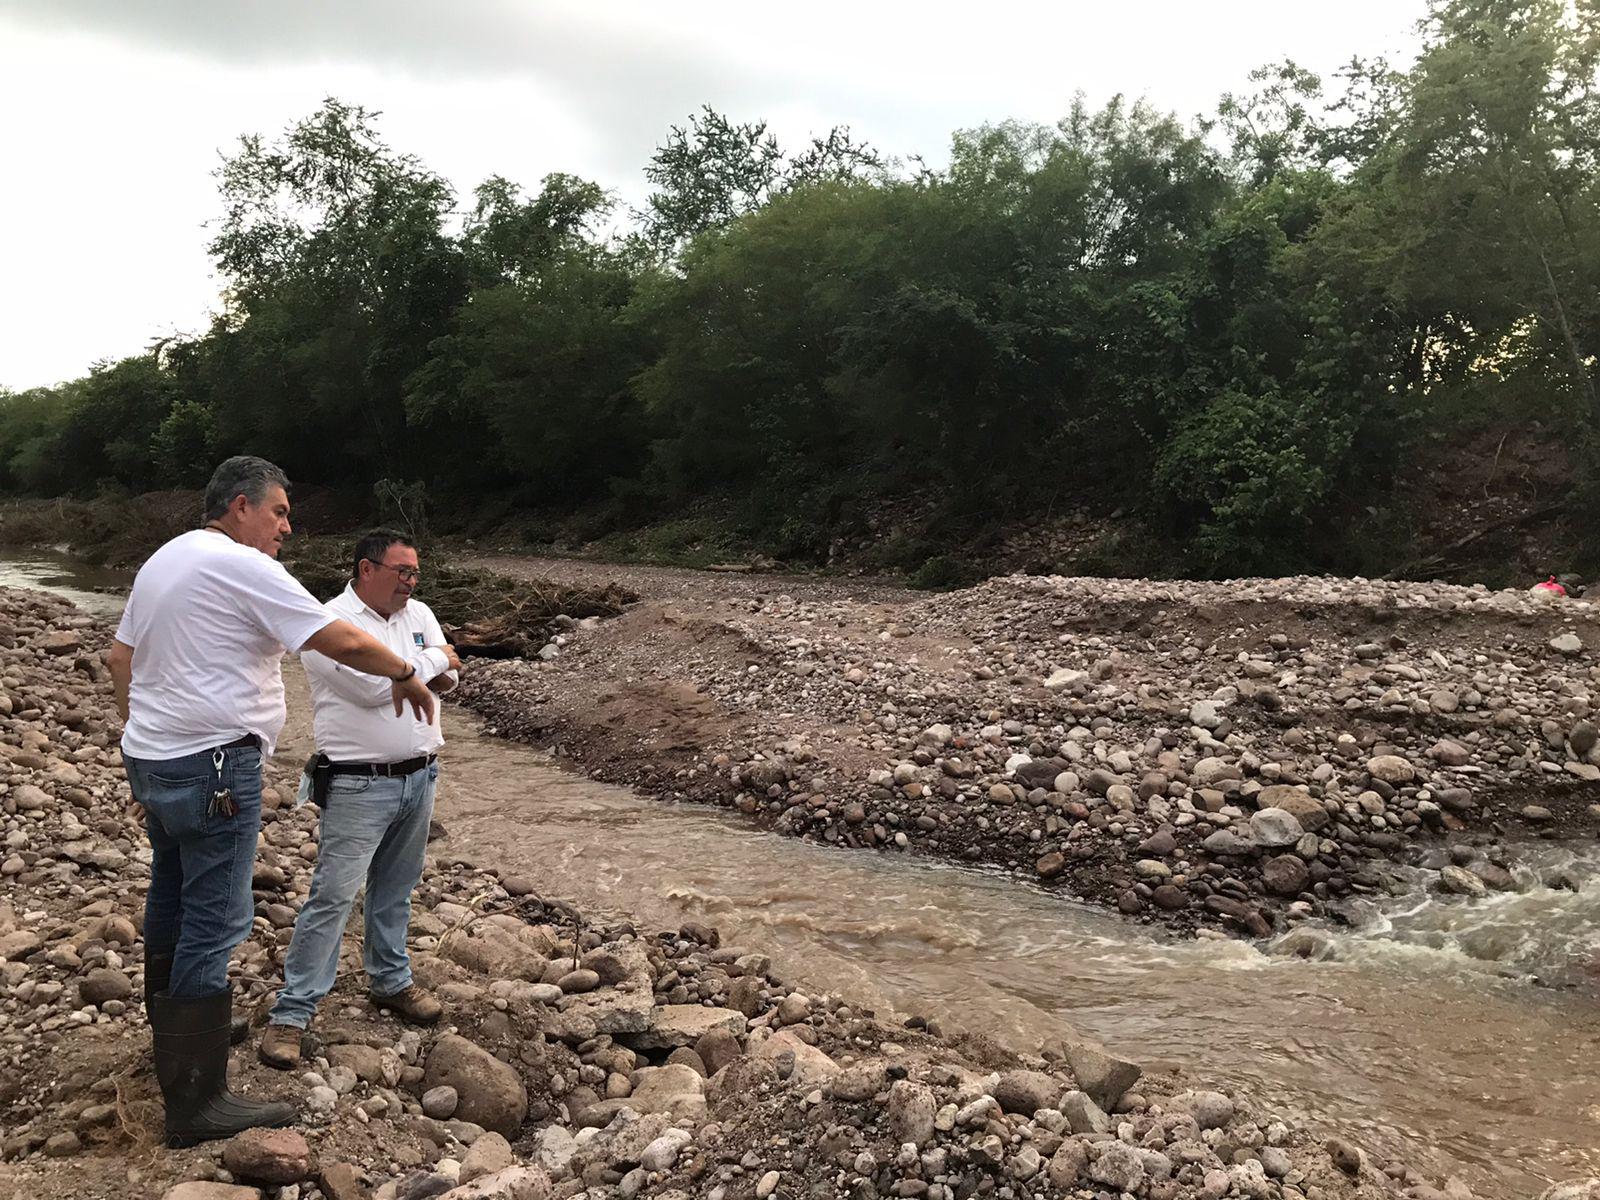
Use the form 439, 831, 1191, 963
303, 583, 457, 763
116, 529, 335, 760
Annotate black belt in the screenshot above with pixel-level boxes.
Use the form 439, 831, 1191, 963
220, 734, 260, 751
327, 754, 436, 779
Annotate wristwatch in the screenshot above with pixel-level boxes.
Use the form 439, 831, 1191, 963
394, 664, 416, 683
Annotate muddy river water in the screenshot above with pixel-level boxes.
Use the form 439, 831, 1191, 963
9, 552, 1597, 1197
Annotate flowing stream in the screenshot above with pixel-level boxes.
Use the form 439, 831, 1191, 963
13, 552, 1598, 1198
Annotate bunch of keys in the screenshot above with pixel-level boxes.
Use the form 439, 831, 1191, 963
209, 749, 238, 819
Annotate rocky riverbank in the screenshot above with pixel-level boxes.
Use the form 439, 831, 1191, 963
455, 564, 1600, 943
2, 591, 1595, 1200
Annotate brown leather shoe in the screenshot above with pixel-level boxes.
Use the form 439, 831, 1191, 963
257, 1024, 303, 1070
370, 985, 442, 1025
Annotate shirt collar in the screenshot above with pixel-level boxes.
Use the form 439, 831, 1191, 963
342, 582, 404, 624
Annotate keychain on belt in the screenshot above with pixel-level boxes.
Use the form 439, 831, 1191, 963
208, 749, 237, 818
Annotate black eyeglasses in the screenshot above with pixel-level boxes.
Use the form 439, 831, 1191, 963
367, 560, 421, 583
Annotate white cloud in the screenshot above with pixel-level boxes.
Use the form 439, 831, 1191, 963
0, 1, 1421, 390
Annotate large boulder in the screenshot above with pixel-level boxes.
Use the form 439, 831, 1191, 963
1262, 855, 1311, 897
1050, 1035, 1141, 1110
79, 967, 133, 1006
459, 1132, 515, 1184
438, 1166, 552, 1200
1438, 865, 1489, 897
0, 930, 43, 960
1047, 1141, 1089, 1189
826, 1061, 888, 1102
161, 1187, 263, 1200
1089, 1142, 1145, 1191
624, 1004, 747, 1051
694, 1027, 743, 1075
752, 1029, 839, 1087
579, 1111, 672, 1170
1254, 785, 1329, 832
887, 1080, 937, 1147
423, 1035, 527, 1138
1366, 755, 1415, 785
547, 940, 655, 1035
623, 1063, 707, 1121
1061, 1090, 1111, 1135
439, 922, 552, 982
1249, 808, 1305, 849
221, 1129, 314, 1185
1168, 1089, 1234, 1130
991, 1070, 1061, 1116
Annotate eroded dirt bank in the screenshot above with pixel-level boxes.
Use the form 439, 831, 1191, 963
456, 559, 1600, 944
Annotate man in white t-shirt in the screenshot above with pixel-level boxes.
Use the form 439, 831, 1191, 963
260, 530, 459, 1068
107, 456, 438, 1148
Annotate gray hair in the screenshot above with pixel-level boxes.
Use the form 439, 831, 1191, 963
203, 456, 290, 522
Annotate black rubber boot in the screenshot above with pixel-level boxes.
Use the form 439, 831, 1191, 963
145, 953, 248, 1046
151, 988, 296, 1148
143, 952, 172, 1017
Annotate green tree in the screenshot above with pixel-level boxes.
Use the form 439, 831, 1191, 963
463, 173, 612, 285
1326, 0, 1600, 430
0, 387, 75, 493
407, 246, 652, 502
640, 105, 882, 253
206, 98, 470, 483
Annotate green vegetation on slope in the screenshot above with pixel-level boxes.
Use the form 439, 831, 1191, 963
3, 0, 1597, 583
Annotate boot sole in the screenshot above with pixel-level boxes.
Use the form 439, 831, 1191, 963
165, 1109, 293, 1148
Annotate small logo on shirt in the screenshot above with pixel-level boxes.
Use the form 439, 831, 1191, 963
413, 632, 425, 646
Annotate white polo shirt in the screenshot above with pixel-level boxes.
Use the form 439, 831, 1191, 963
117, 529, 336, 760
302, 583, 457, 764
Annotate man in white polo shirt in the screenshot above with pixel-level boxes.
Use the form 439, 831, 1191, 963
108, 458, 438, 1147
260, 529, 458, 1068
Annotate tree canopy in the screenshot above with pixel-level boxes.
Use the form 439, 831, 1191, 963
6, 0, 1597, 580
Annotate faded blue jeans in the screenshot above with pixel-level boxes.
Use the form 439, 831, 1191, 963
129, 742, 264, 997
269, 760, 437, 1028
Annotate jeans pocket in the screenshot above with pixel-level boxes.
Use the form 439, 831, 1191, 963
147, 768, 212, 788
327, 775, 375, 797
137, 771, 215, 839
231, 748, 263, 775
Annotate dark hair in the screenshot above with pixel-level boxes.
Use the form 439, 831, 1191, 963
204, 456, 290, 522
351, 528, 417, 580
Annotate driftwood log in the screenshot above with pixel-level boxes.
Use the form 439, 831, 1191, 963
439, 576, 636, 658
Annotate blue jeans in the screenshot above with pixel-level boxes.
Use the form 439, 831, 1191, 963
269, 761, 437, 1028
129, 744, 264, 998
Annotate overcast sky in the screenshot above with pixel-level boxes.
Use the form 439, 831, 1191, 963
0, 1, 1423, 391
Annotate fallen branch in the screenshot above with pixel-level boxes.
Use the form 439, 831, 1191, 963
1383, 503, 1568, 580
